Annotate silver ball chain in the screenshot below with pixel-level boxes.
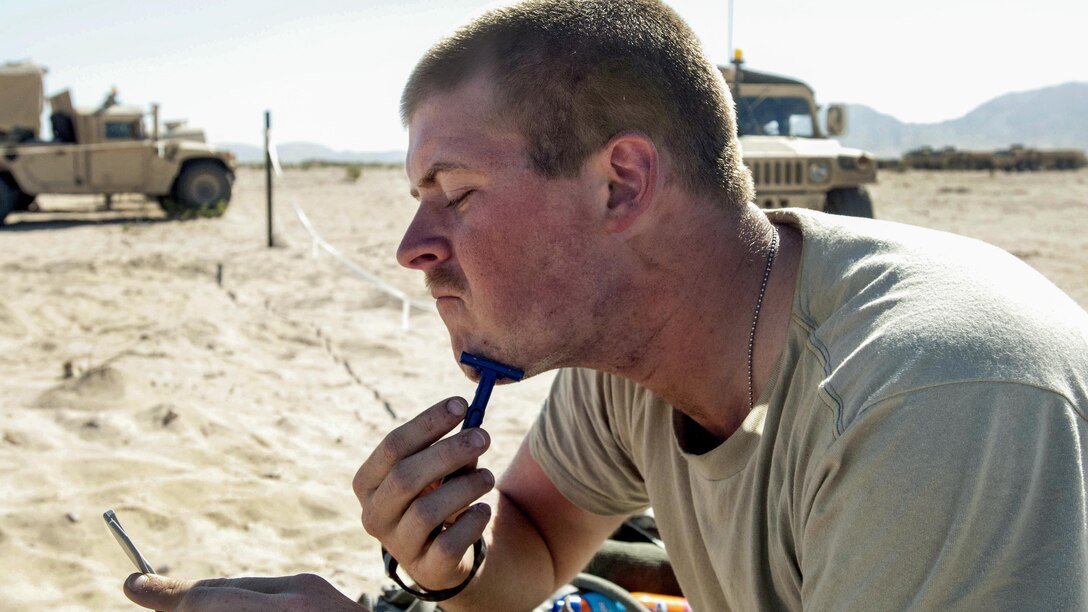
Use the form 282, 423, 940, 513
747, 225, 779, 412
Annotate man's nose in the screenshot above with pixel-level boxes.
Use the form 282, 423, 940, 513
397, 209, 451, 271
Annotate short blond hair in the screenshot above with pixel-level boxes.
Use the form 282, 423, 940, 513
401, 0, 754, 209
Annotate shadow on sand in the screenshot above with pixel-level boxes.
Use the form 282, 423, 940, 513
1, 207, 172, 232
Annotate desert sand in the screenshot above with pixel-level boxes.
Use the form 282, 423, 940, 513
1, 166, 1086, 610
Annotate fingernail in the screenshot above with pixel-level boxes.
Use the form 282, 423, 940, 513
447, 398, 466, 416
468, 429, 486, 448
130, 574, 150, 590
481, 469, 495, 486
475, 502, 492, 516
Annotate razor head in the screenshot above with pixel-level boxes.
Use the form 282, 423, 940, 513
459, 352, 524, 382
103, 509, 156, 575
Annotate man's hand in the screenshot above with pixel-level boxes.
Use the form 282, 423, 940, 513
123, 572, 366, 611
353, 396, 495, 593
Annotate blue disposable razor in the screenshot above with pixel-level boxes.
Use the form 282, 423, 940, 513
423, 350, 525, 550
435, 352, 523, 491
458, 351, 524, 429
391, 353, 525, 591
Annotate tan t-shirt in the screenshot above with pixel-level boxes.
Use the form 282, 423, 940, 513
529, 209, 1088, 611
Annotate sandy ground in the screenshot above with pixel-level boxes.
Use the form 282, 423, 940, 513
0, 166, 1085, 610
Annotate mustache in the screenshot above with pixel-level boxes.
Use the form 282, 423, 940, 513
426, 266, 468, 296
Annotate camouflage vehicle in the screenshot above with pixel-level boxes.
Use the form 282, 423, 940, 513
993, 144, 1087, 171
721, 54, 877, 217
0, 62, 235, 225
902, 146, 999, 171
903, 145, 1087, 171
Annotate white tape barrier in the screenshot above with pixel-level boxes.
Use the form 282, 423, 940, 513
267, 134, 435, 331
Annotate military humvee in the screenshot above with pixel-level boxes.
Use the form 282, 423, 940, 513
721, 54, 877, 217
901, 144, 1088, 171
0, 62, 235, 225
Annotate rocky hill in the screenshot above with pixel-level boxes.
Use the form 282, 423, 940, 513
840, 82, 1088, 157
218, 81, 1088, 163
218, 141, 404, 165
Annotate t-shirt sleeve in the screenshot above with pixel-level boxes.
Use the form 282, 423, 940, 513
528, 368, 650, 516
800, 381, 1088, 610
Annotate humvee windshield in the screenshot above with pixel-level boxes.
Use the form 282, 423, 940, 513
105, 121, 136, 139
736, 96, 815, 138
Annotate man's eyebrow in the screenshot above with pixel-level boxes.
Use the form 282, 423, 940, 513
409, 161, 468, 198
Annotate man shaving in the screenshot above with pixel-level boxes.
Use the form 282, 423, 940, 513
125, 0, 1088, 609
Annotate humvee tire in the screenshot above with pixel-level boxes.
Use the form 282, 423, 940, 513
0, 176, 19, 225
170, 161, 232, 214
825, 186, 874, 218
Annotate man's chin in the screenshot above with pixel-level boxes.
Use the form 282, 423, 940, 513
455, 358, 539, 384
435, 297, 466, 329
447, 341, 535, 383
457, 359, 483, 382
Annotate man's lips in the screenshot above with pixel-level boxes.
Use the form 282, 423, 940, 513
429, 287, 466, 305
433, 294, 464, 318
429, 285, 461, 300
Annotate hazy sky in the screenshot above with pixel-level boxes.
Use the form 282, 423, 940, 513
4, 0, 1085, 151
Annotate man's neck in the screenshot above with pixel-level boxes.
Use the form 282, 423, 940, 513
600, 203, 800, 444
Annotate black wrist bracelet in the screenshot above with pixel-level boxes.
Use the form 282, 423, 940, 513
381, 537, 487, 602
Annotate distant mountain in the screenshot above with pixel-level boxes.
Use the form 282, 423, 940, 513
219, 82, 1088, 163
217, 141, 405, 165
839, 82, 1088, 158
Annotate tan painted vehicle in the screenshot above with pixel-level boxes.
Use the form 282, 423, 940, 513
995, 145, 1088, 171
902, 146, 997, 170
902, 145, 1087, 171
0, 62, 235, 225
721, 54, 877, 217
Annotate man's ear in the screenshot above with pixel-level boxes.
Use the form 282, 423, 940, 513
601, 132, 658, 233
